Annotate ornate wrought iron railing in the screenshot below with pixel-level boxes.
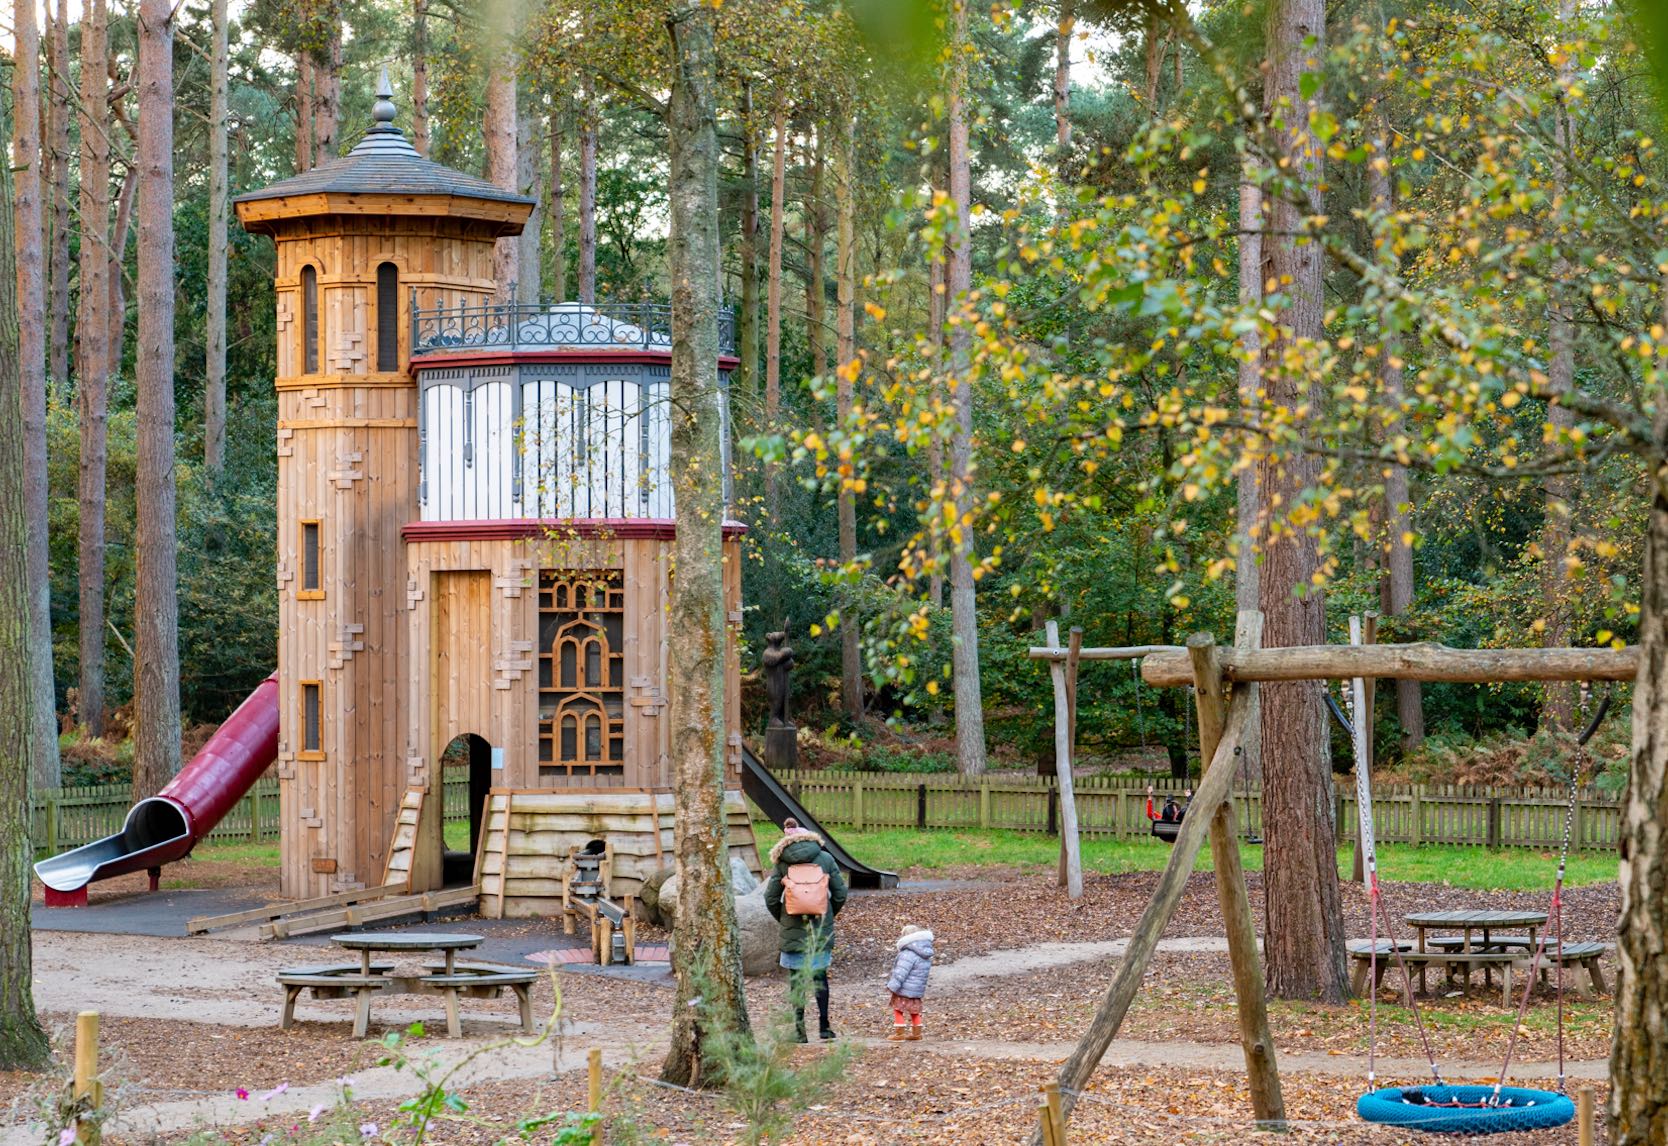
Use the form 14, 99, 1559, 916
412, 300, 736, 356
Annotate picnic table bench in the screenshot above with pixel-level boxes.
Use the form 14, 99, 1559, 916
275, 932, 540, 1038
1347, 942, 1527, 1006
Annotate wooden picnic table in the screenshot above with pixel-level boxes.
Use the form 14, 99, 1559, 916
1405, 910, 1548, 954
281, 932, 539, 1038
331, 930, 483, 975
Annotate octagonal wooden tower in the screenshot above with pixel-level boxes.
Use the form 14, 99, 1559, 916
237, 76, 757, 910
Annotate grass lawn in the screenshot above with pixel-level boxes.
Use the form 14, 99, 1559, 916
174, 823, 1615, 894
751, 822, 1618, 891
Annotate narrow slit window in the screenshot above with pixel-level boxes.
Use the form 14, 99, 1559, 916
376, 263, 399, 371
298, 520, 322, 598
300, 682, 322, 757
302, 265, 319, 374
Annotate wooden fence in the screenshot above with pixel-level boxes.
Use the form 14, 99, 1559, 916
761, 770, 1625, 852
29, 777, 472, 857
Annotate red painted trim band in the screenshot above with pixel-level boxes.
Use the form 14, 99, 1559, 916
410, 350, 742, 370
402, 518, 749, 542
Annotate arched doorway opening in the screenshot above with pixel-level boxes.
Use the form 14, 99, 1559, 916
440, 732, 493, 885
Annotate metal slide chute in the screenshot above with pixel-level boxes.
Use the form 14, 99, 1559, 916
35, 674, 280, 902
739, 743, 898, 890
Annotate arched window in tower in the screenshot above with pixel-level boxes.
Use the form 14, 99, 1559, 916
376, 262, 399, 371
537, 571, 625, 776
301, 265, 319, 374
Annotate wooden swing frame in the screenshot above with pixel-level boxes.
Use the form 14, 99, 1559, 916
1025, 611, 1635, 1139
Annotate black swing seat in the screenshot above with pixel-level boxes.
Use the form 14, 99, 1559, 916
1150, 818, 1181, 844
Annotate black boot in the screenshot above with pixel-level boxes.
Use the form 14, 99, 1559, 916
793, 1006, 808, 1044
815, 983, 835, 1041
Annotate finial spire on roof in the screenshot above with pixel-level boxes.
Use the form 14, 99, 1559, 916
372, 67, 397, 130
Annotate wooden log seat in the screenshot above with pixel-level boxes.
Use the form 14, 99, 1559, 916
277, 970, 392, 1038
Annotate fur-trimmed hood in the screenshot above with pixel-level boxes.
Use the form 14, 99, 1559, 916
769, 830, 825, 866
896, 929, 935, 955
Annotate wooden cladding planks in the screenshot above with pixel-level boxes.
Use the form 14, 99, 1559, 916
479, 788, 760, 917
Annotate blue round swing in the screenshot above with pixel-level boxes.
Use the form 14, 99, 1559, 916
1357, 1086, 1574, 1136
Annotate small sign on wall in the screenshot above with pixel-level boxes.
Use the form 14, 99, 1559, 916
491, 747, 505, 771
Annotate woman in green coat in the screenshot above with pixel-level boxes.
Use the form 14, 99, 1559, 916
763, 820, 849, 1041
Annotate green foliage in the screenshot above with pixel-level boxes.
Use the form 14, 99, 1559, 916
695, 940, 856, 1146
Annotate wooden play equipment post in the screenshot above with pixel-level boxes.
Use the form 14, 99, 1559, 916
1347, 614, 1378, 884
1577, 1085, 1595, 1146
588, 1047, 603, 1145
74, 1010, 101, 1145
1045, 621, 1083, 899
1038, 1079, 1067, 1144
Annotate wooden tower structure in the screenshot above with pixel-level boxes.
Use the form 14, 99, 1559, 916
237, 75, 758, 909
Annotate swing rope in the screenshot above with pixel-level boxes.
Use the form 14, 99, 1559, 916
1352, 675, 1444, 1089
1358, 680, 1611, 1114
1489, 684, 1608, 1101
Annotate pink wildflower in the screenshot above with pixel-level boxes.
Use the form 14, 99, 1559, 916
257, 1083, 288, 1102
235, 1087, 249, 1101
359, 1122, 378, 1139
58, 1128, 75, 1146
309, 1103, 328, 1123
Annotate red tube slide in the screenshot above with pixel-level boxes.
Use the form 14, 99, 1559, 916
35, 673, 280, 905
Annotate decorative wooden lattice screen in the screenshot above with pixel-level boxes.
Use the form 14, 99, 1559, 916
537, 571, 626, 776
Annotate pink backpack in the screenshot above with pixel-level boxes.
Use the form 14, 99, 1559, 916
782, 862, 830, 917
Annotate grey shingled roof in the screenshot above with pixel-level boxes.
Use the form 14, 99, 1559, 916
234, 74, 533, 208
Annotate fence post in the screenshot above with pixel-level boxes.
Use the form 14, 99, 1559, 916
1410, 786, 1423, 846
1046, 787, 1058, 836
588, 1047, 603, 1146
1487, 796, 1501, 849
852, 778, 865, 831
916, 783, 927, 829
979, 783, 991, 829
46, 792, 59, 857
74, 1010, 101, 1145
1571, 795, 1584, 852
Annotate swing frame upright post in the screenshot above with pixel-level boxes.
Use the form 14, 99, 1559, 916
1189, 625, 1287, 1126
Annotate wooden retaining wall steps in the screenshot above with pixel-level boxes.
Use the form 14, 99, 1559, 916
477, 788, 762, 918
762, 771, 1625, 851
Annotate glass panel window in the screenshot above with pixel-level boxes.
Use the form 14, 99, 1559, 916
299, 520, 322, 597
302, 266, 319, 374
300, 681, 322, 756
376, 263, 399, 371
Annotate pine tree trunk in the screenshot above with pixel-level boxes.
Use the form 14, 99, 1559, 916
805, 135, 826, 376
1257, 0, 1346, 1003
46, 0, 71, 391
412, 0, 429, 156
1540, 0, 1578, 733
0, 81, 49, 1068
927, 242, 945, 611
517, 112, 541, 303
1053, 1, 1072, 179
660, 1, 750, 1088
763, 101, 786, 522
549, 106, 566, 300
1366, 108, 1422, 749
108, 156, 135, 380
77, 0, 111, 737
295, 55, 314, 174
132, 0, 180, 803
312, 26, 341, 166
735, 79, 759, 405
204, 0, 229, 476
1235, 172, 1262, 781
834, 110, 861, 721
485, 59, 519, 303
14, 0, 61, 788
578, 89, 597, 305
1612, 396, 1668, 1141
947, 0, 986, 776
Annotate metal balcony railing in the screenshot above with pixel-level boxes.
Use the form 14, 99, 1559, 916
412, 300, 737, 356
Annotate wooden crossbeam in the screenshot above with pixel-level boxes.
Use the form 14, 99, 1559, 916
1027, 644, 1182, 662
261, 885, 480, 939
1141, 642, 1635, 687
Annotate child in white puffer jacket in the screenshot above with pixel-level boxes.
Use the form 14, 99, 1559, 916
885, 923, 935, 1041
